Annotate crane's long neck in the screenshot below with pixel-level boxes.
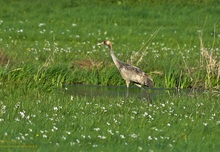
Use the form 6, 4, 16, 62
109, 44, 121, 69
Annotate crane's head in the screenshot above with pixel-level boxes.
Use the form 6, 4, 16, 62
97, 40, 112, 47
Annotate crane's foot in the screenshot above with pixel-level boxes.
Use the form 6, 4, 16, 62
126, 89, 129, 98
145, 90, 152, 104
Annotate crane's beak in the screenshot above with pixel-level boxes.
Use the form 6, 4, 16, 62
97, 42, 104, 46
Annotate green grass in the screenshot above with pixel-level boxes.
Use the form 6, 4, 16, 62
0, 0, 219, 88
0, 87, 219, 151
0, 0, 220, 151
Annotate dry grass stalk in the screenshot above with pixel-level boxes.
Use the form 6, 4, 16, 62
129, 51, 139, 65
136, 26, 162, 66
198, 30, 220, 87
0, 49, 10, 66
218, 61, 220, 79
128, 26, 162, 66
126, 27, 163, 77
72, 59, 107, 70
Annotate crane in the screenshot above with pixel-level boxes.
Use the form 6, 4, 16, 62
98, 40, 154, 100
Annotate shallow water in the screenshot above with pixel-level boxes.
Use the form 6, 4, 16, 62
63, 84, 204, 99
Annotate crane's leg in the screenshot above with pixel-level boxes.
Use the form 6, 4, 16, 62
145, 89, 152, 104
140, 86, 152, 104
134, 83, 142, 88
125, 80, 130, 97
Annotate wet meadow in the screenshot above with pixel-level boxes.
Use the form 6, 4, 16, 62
0, 0, 220, 151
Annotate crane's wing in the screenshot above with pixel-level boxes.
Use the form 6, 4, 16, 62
118, 62, 151, 85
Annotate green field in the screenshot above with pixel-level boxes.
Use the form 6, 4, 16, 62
0, 0, 220, 151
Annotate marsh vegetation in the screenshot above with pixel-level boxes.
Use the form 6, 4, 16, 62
0, 0, 219, 151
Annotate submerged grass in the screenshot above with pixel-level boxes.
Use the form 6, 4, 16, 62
0, 0, 220, 151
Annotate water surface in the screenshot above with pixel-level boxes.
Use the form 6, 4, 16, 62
64, 84, 202, 99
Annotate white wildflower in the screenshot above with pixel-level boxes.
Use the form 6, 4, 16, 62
130, 133, 137, 138
94, 128, 100, 131
19, 111, 25, 118
72, 23, 77, 27
120, 134, 125, 139
53, 107, 58, 111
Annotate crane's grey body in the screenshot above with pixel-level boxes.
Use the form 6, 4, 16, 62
98, 40, 154, 98
117, 60, 153, 88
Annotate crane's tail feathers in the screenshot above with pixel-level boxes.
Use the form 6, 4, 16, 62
144, 74, 154, 87
147, 78, 154, 87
